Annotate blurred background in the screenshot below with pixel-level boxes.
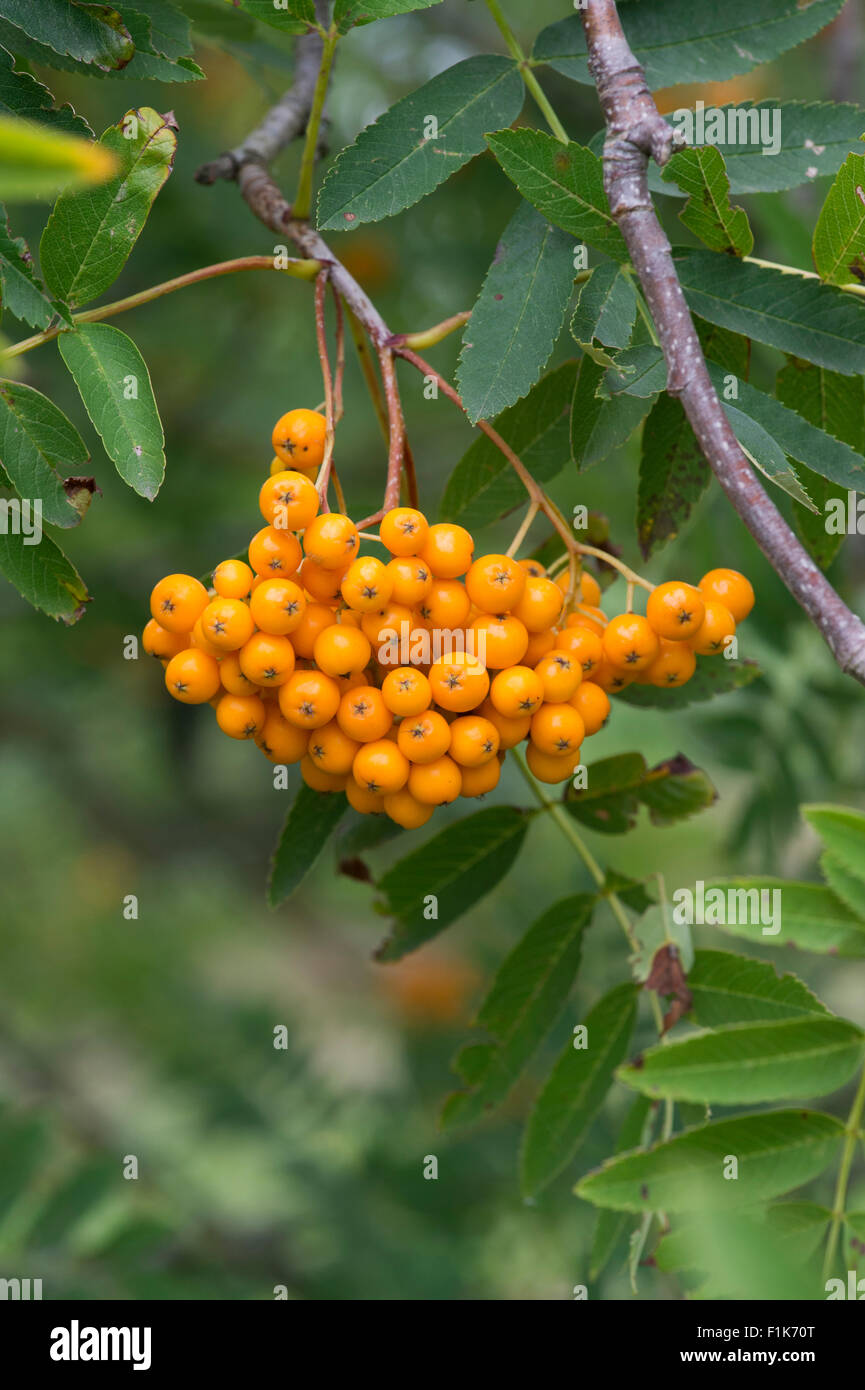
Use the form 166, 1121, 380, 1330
1, 0, 865, 1300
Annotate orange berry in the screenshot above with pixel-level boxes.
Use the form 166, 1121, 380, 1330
381, 666, 431, 716
534, 650, 582, 702
314, 623, 372, 677
570, 681, 610, 735
213, 558, 254, 600
341, 555, 393, 612
408, 755, 462, 805
380, 506, 429, 556
428, 651, 490, 712
478, 697, 531, 749
279, 669, 341, 728
307, 720, 360, 775
460, 757, 502, 798
200, 598, 255, 653
216, 692, 266, 740
142, 618, 188, 660
259, 469, 319, 530
526, 743, 580, 784
353, 740, 410, 794
361, 601, 414, 647
256, 708, 308, 763
580, 571, 602, 607
699, 568, 754, 623
164, 649, 221, 704
519, 558, 546, 578
382, 788, 434, 828
249, 578, 306, 635
346, 779, 386, 814
644, 637, 697, 688
336, 685, 392, 743
555, 625, 604, 676
448, 715, 500, 767
530, 702, 585, 757
646, 581, 705, 641
418, 578, 471, 629
418, 522, 474, 579
470, 614, 528, 669
248, 525, 302, 579
150, 573, 209, 634
511, 574, 563, 632
190, 616, 224, 658
239, 632, 296, 686
303, 513, 360, 569
690, 599, 736, 656
220, 651, 260, 696
299, 557, 347, 603
465, 553, 526, 613
272, 408, 327, 469
602, 614, 659, 671
490, 665, 544, 718
523, 627, 556, 666
386, 556, 433, 607
291, 601, 336, 659
566, 604, 607, 636
397, 709, 451, 763
589, 657, 633, 693
300, 755, 346, 793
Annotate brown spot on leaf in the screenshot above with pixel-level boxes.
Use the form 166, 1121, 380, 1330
646, 942, 693, 1035
339, 856, 372, 882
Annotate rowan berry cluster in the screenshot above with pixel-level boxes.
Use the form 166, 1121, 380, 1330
142, 408, 755, 829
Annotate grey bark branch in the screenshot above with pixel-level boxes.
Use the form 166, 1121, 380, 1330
582, 0, 865, 685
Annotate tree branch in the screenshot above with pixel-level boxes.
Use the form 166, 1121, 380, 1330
581, 0, 865, 685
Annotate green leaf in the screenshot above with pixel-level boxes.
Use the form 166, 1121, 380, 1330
0, 206, 60, 327
725, 402, 817, 510
0, 379, 89, 527
776, 358, 865, 570
442, 894, 593, 1130
706, 360, 865, 497
486, 130, 628, 263
317, 57, 522, 232
59, 323, 165, 498
644, 102, 865, 197
236, 0, 312, 33
803, 803, 865, 883
0, 522, 88, 621
813, 151, 865, 285
269, 784, 347, 906
571, 263, 637, 355
521, 982, 639, 1198
846, 1210, 865, 1241
0, 0, 134, 69
106, 5, 203, 82
617, 657, 762, 708
637, 395, 710, 558
457, 203, 574, 424
688, 950, 830, 1028
589, 1094, 653, 1281
600, 344, 669, 400
674, 248, 865, 376
0, 46, 92, 135
820, 852, 865, 921
41, 106, 176, 308
0, 112, 116, 200
440, 360, 575, 530
533, 2, 845, 92
334, 0, 443, 32
571, 354, 654, 470
619, 1017, 864, 1105
576, 1109, 845, 1213
705, 877, 865, 956
565, 752, 716, 836
662, 146, 753, 256
375, 807, 527, 962
656, 1206, 828, 1294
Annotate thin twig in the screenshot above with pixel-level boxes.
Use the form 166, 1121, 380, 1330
378, 345, 406, 511
581, 0, 865, 685
313, 269, 335, 510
